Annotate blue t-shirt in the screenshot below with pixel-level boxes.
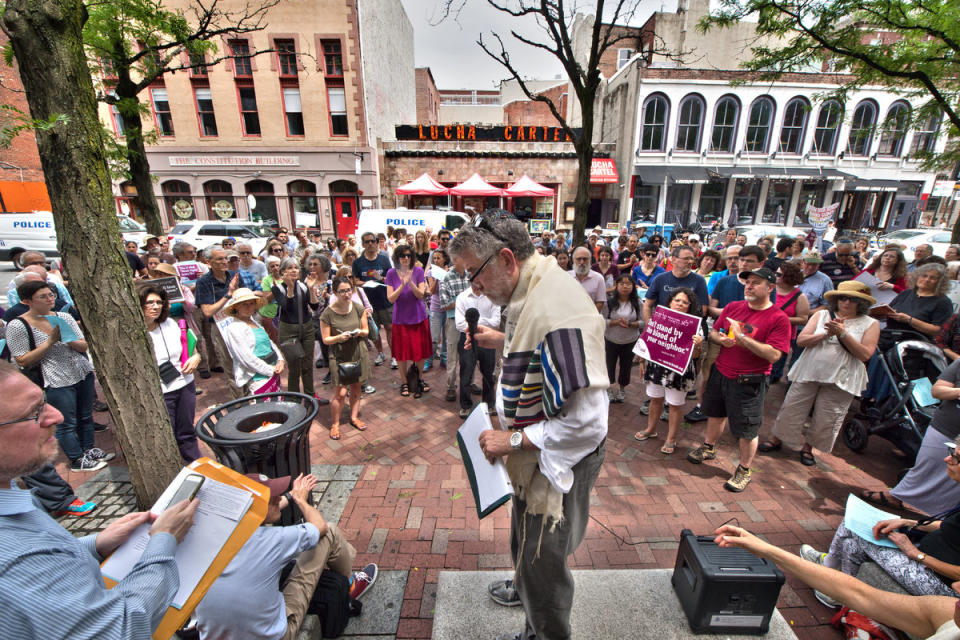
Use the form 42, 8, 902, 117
712, 274, 745, 308
646, 271, 709, 309
631, 264, 665, 288
352, 253, 393, 310
707, 269, 729, 296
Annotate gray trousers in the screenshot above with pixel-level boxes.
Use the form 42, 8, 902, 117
278, 321, 315, 396
771, 381, 854, 452
444, 317, 460, 392
512, 441, 605, 640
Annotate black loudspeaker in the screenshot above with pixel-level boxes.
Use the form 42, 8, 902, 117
671, 529, 785, 634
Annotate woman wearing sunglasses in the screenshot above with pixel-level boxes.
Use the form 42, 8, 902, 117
762, 281, 879, 466
386, 245, 432, 397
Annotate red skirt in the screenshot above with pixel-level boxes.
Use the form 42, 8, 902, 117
391, 318, 433, 362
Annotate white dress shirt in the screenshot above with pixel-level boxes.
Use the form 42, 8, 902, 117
454, 289, 501, 333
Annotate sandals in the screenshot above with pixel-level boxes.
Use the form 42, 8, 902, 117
799, 450, 816, 466
350, 419, 367, 432
634, 431, 658, 441
660, 441, 676, 455
758, 439, 782, 453
400, 383, 410, 397
862, 490, 902, 509
329, 424, 340, 440
420, 381, 431, 393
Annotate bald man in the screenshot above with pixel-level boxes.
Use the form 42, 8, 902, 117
6, 255, 75, 312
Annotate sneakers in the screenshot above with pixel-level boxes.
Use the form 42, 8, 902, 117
92, 399, 109, 412
314, 394, 331, 406
349, 563, 378, 599
362, 384, 376, 395
639, 399, 651, 415
813, 589, 841, 608
458, 408, 471, 418
800, 544, 826, 565
608, 388, 625, 403
470, 383, 482, 395
445, 388, 457, 402
54, 498, 97, 517
322, 372, 332, 385
686, 443, 716, 464
686, 389, 699, 400
93, 422, 109, 432
724, 465, 753, 492
423, 360, 432, 372
86, 447, 116, 462
660, 407, 670, 421
684, 405, 707, 422
616, 388, 625, 403
390, 357, 398, 369
607, 389, 616, 403
70, 452, 107, 472
374, 353, 386, 366
488, 579, 522, 607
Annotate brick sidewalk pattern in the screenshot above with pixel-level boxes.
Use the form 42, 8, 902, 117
58, 357, 910, 640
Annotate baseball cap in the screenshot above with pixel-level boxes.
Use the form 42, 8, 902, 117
688, 234, 701, 242
803, 250, 824, 264
244, 473, 291, 499
738, 267, 776, 284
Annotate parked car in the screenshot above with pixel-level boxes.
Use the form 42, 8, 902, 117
355, 208, 469, 241
0, 211, 146, 268
876, 228, 953, 262
166, 220, 273, 255
735, 224, 812, 246
117, 214, 147, 246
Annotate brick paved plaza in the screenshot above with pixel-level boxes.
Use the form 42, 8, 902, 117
58, 360, 907, 640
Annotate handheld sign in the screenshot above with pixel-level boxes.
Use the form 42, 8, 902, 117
152, 276, 185, 303
633, 306, 701, 375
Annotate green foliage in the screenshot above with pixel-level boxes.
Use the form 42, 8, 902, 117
0, 104, 69, 148
700, 0, 960, 170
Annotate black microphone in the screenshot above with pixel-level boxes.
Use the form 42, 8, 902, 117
465, 307, 480, 353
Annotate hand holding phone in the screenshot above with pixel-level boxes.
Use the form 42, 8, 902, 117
166, 474, 204, 510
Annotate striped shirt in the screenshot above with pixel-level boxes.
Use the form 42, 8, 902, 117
0, 485, 179, 639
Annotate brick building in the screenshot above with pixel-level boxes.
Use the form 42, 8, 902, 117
98, 0, 415, 236
0, 30, 51, 212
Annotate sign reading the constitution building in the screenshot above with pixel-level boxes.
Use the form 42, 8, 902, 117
168, 156, 301, 167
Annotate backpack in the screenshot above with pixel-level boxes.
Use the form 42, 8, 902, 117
307, 569, 362, 638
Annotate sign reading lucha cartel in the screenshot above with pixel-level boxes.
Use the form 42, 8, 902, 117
395, 124, 580, 143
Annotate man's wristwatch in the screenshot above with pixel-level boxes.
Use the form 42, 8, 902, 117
510, 431, 523, 451
915, 552, 926, 562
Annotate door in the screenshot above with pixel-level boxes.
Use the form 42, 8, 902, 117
333, 197, 358, 238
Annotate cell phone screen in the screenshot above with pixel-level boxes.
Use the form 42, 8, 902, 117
167, 474, 204, 509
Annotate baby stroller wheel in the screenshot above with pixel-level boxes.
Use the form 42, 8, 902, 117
842, 417, 869, 452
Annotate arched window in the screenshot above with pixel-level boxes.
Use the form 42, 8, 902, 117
812, 100, 843, 154
847, 100, 878, 156
675, 94, 705, 152
162, 180, 194, 222
911, 109, 941, 155
710, 95, 740, 152
877, 101, 910, 157
744, 97, 775, 153
289, 180, 319, 227
778, 97, 809, 154
639, 94, 669, 152
204, 180, 235, 220
245, 179, 277, 224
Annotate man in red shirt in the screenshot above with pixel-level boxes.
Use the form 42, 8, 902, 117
687, 267, 791, 492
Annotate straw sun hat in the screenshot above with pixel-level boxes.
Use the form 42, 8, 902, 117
824, 280, 876, 306
223, 288, 266, 316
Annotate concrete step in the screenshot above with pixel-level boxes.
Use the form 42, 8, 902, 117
431, 569, 798, 640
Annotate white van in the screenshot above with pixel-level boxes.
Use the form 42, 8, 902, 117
355, 209, 470, 240
0, 211, 148, 268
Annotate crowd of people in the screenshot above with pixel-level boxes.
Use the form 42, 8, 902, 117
6, 214, 960, 639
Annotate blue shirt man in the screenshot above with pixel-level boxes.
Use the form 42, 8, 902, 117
798, 251, 835, 310
643, 246, 709, 323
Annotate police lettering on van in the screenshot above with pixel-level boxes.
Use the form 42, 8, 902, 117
12, 220, 53, 229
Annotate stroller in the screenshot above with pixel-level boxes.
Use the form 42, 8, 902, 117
841, 328, 947, 467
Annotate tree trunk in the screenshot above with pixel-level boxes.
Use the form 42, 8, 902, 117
119, 105, 165, 236
572, 99, 596, 247
3, 0, 183, 507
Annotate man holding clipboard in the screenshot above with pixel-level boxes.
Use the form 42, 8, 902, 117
450, 214, 608, 640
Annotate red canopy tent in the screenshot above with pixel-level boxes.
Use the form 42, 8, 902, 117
449, 173, 504, 196
503, 175, 555, 197
395, 173, 449, 195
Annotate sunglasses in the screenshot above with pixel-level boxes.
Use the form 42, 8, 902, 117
947, 443, 960, 465
238, 251, 252, 256
270, 248, 284, 253
835, 295, 854, 302
363, 239, 377, 244
644, 252, 657, 258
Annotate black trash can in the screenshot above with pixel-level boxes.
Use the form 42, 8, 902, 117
196, 392, 318, 524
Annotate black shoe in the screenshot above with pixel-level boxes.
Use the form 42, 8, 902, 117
470, 383, 482, 395
93, 422, 109, 432
92, 399, 109, 412
684, 406, 707, 422
445, 389, 456, 402
322, 373, 332, 385
194, 388, 204, 396
316, 358, 327, 369
209, 366, 224, 373
314, 394, 330, 406
198, 370, 211, 379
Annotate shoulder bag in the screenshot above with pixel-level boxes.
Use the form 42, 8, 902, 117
336, 303, 363, 384
15, 318, 45, 387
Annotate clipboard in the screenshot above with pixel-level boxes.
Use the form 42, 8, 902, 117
456, 403, 514, 519
101, 457, 268, 639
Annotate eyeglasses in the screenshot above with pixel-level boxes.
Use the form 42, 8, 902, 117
31, 293, 56, 301
0, 399, 46, 428
335, 288, 352, 295
270, 248, 284, 253
468, 252, 496, 283
947, 443, 960, 465
238, 251, 252, 256
363, 239, 378, 244
835, 295, 853, 302
143, 299, 164, 307
644, 252, 657, 258
775, 272, 784, 278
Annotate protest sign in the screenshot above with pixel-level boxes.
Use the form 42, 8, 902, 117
175, 260, 203, 285
152, 276, 185, 303
807, 202, 840, 251
632, 306, 701, 375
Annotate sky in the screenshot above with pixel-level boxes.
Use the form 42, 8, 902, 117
399, 0, 679, 90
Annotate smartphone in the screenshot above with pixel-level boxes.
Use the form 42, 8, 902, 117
166, 474, 204, 509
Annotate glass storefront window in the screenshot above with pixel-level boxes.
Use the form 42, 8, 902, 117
794, 181, 826, 226
732, 179, 761, 224
632, 180, 659, 222
698, 180, 726, 224
762, 181, 792, 224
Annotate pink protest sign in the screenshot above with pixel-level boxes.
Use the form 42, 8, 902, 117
632, 306, 701, 375
175, 260, 203, 283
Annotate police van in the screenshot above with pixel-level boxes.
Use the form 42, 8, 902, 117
0, 211, 147, 268
355, 209, 469, 240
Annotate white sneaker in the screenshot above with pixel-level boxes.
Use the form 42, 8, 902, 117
607, 389, 616, 402
813, 589, 840, 608
799, 544, 826, 565
615, 388, 626, 403
390, 357, 398, 369
374, 353, 385, 366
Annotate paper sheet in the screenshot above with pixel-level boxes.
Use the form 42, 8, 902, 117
911, 377, 939, 407
853, 271, 898, 306
100, 467, 254, 608
456, 403, 513, 518
842, 493, 899, 549
362, 280, 385, 289
45, 315, 79, 342
430, 264, 448, 280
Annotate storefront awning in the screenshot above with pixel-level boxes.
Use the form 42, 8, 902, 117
633, 166, 711, 185
503, 175, 555, 197
707, 166, 852, 181
395, 173, 449, 196
844, 179, 901, 192
449, 173, 504, 196
590, 158, 619, 184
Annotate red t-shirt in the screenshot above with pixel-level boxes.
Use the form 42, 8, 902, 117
714, 300, 792, 377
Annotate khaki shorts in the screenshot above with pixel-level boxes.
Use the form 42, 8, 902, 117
702, 340, 722, 374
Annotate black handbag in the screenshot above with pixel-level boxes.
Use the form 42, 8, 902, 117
337, 360, 362, 383
15, 318, 45, 387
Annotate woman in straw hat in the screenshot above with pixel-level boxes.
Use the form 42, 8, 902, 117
222, 288, 285, 396
761, 280, 880, 466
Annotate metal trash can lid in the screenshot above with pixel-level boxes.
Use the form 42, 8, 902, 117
208, 401, 309, 441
